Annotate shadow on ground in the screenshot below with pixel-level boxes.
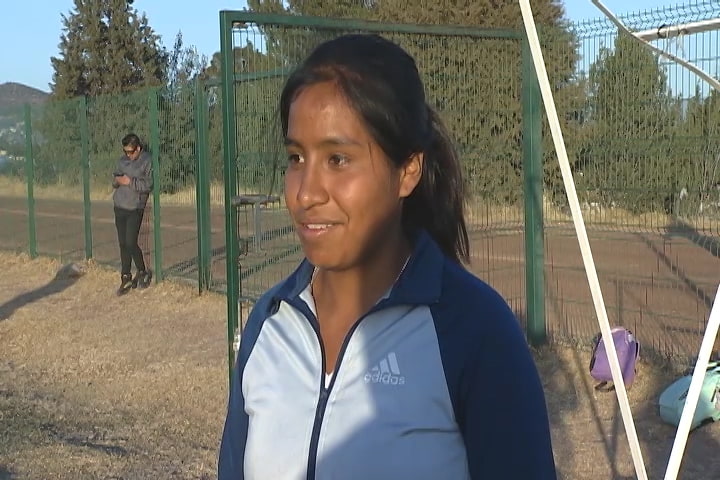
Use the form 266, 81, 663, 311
0, 263, 83, 321
536, 342, 720, 479
667, 218, 720, 260
0, 465, 16, 480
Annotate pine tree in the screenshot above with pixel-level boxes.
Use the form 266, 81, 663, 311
586, 33, 677, 212
158, 32, 209, 193
50, 0, 167, 99
39, 0, 169, 187
675, 88, 720, 214
239, 0, 582, 203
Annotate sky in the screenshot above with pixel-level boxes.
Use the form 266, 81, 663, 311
0, 1, 674, 93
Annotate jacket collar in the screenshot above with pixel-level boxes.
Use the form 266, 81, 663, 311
272, 230, 445, 309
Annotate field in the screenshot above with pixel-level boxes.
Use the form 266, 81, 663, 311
5, 189, 717, 361
2, 253, 720, 479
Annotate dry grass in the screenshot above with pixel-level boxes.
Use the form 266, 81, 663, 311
0, 253, 228, 479
0, 177, 226, 207
4, 174, 717, 232
465, 196, 720, 232
0, 176, 114, 203
1, 252, 720, 479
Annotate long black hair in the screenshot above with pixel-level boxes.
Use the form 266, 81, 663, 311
279, 34, 469, 264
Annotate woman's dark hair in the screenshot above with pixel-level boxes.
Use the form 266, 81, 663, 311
279, 34, 469, 264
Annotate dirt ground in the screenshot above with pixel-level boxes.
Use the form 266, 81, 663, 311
1, 253, 720, 480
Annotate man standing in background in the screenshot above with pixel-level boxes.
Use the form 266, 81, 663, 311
112, 133, 153, 296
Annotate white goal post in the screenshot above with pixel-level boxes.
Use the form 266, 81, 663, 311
634, 18, 720, 41
521, 1, 720, 479
591, 0, 720, 92
518, 1, 650, 478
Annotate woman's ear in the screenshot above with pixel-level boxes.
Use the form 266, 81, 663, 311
399, 152, 423, 199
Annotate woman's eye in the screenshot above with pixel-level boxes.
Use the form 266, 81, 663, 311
329, 154, 349, 166
287, 153, 303, 165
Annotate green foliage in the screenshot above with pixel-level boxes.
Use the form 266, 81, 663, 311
672, 88, 720, 215
239, 0, 582, 203
29, 99, 82, 185
582, 33, 677, 213
45, 1, 214, 195
40, 0, 167, 190
51, 0, 167, 99
158, 33, 209, 194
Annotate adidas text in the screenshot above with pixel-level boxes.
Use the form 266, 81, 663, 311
364, 371, 406, 385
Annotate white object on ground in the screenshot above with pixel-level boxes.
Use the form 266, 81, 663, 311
663, 284, 720, 480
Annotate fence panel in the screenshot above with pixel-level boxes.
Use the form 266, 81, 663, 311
219, 12, 537, 363
0, 105, 32, 254
2, 2, 717, 363
545, 4, 720, 361
29, 99, 85, 263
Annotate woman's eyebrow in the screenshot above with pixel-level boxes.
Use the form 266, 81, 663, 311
284, 136, 363, 148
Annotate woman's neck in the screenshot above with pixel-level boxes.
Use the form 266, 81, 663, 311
311, 235, 412, 321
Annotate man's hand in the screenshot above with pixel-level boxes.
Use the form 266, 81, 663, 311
117, 175, 131, 186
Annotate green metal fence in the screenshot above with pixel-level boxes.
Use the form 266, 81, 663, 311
546, 3, 720, 362
219, 6, 720, 370
2, 1, 719, 373
0, 84, 226, 292
218, 11, 548, 375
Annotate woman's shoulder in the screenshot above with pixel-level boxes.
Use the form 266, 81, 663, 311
244, 261, 312, 327
431, 259, 521, 339
441, 261, 512, 312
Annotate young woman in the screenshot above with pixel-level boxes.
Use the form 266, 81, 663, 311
112, 133, 153, 295
219, 34, 556, 479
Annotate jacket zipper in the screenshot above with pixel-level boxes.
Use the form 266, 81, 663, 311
289, 298, 389, 480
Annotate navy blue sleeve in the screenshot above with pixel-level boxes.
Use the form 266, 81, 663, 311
218, 352, 248, 480
433, 266, 557, 479
218, 285, 283, 480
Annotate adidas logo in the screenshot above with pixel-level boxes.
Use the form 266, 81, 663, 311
364, 352, 405, 385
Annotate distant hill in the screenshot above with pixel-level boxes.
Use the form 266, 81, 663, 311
0, 83, 48, 149
0, 82, 49, 113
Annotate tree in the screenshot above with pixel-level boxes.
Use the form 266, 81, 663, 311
242, 0, 583, 205
584, 33, 677, 212
37, 0, 168, 187
674, 88, 720, 215
204, 40, 284, 192
50, 0, 167, 99
158, 32, 209, 193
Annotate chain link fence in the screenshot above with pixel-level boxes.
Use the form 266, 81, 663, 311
1, 0, 718, 364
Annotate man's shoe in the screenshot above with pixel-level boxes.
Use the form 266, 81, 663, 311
117, 274, 134, 296
137, 269, 153, 289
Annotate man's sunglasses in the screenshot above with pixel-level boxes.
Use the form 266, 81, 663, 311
123, 147, 137, 155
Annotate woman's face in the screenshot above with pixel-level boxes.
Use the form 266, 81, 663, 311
284, 81, 422, 271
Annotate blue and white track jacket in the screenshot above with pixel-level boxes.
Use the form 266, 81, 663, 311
219, 232, 556, 479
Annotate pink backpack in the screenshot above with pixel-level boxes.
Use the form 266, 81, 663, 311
589, 327, 640, 391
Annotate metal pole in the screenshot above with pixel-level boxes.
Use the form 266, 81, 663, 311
522, 37, 546, 346
148, 88, 163, 282
221, 10, 241, 384
195, 79, 212, 291
79, 96, 93, 260
23, 104, 37, 258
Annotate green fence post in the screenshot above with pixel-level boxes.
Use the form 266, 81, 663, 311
79, 97, 93, 259
148, 88, 163, 282
522, 37, 546, 346
23, 104, 37, 259
220, 11, 240, 384
195, 79, 212, 292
